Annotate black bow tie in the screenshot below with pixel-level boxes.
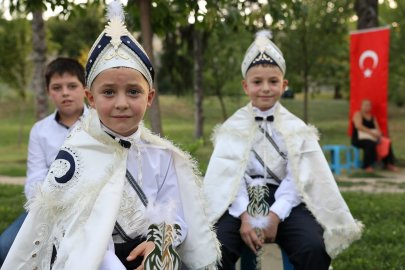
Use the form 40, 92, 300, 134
106, 132, 132, 149
255, 115, 274, 122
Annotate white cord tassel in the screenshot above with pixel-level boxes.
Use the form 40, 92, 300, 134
259, 119, 272, 180
263, 127, 267, 180
128, 131, 166, 188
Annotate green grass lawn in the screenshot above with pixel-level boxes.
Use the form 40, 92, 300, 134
0, 185, 25, 234
1, 94, 405, 268
1, 93, 404, 176
0, 184, 404, 269
332, 192, 405, 270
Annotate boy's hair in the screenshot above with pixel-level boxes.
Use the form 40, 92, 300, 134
44, 57, 85, 88
250, 63, 280, 70
257, 63, 277, 68
247, 63, 283, 77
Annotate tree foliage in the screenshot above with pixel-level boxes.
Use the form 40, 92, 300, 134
0, 17, 33, 145
0, 17, 32, 99
379, 0, 405, 106
46, 4, 105, 59
278, 0, 355, 95
203, 28, 252, 120
3, 0, 404, 109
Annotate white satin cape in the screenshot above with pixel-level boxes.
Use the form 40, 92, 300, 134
3, 109, 220, 270
204, 102, 363, 258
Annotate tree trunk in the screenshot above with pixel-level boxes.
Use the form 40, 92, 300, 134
355, 0, 378, 29
31, 10, 48, 121
303, 75, 309, 124
193, 28, 204, 140
18, 98, 27, 147
334, 84, 342, 99
216, 88, 228, 121
137, 0, 164, 136
301, 14, 309, 124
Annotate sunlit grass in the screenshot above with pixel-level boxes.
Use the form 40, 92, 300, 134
1, 94, 404, 176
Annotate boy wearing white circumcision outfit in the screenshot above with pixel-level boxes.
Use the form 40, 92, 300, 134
2, 2, 220, 270
204, 31, 363, 270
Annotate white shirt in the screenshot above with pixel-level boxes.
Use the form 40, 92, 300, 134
102, 125, 188, 243
25, 106, 88, 199
100, 125, 187, 270
228, 103, 301, 221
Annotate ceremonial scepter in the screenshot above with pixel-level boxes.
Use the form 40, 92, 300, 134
247, 180, 270, 270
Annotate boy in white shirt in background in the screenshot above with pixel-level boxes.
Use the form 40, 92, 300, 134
0, 57, 87, 266
204, 31, 363, 270
25, 57, 88, 198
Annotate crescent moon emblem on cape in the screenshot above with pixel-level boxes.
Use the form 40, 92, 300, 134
359, 50, 378, 70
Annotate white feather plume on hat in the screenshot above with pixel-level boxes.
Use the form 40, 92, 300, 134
106, 0, 126, 21
86, 0, 154, 90
255, 29, 273, 39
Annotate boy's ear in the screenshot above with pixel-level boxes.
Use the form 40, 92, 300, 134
46, 88, 50, 97
146, 89, 155, 109
81, 85, 87, 97
242, 80, 249, 96
84, 88, 96, 109
281, 79, 288, 94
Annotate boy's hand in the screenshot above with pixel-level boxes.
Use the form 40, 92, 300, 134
263, 212, 281, 243
240, 211, 263, 254
127, 241, 155, 270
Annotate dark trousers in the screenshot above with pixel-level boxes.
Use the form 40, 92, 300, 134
352, 139, 396, 168
0, 211, 27, 266
216, 185, 331, 270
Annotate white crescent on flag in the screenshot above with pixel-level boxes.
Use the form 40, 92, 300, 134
359, 50, 378, 69
359, 50, 378, 78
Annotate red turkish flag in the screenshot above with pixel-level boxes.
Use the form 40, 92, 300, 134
349, 26, 390, 136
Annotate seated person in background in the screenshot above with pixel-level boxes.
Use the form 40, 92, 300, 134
351, 99, 397, 172
0, 57, 88, 265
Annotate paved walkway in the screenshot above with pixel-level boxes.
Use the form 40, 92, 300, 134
0, 175, 25, 186
336, 170, 405, 193
2, 170, 404, 192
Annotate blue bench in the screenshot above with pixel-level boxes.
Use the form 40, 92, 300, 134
322, 145, 351, 175
349, 146, 363, 170
239, 243, 293, 270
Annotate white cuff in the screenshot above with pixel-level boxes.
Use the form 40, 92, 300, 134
228, 196, 249, 218
270, 198, 293, 221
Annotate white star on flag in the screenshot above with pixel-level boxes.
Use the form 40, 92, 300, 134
363, 68, 372, 78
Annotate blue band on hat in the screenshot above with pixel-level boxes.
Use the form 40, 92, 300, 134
120, 36, 155, 82
85, 33, 155, 85
246, 52, 280, 73
85, 34, 111, 85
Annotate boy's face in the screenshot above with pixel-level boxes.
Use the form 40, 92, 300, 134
85, 68, 155, 137
242, 65, 288, 111
47, 72, 85, 116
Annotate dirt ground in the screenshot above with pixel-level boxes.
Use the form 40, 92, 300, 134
0, 176, 25, 186
336, 170, 405, 193
2, 169, 404, 192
